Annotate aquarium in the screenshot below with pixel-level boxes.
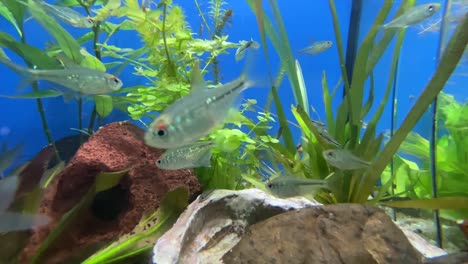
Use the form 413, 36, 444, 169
0, 0, 467, 263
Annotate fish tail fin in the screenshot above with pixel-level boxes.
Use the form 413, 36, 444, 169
0, 56, 36, 91
197, 148, 213, 168
0, 212, 49, 233
238, 48, 270, 92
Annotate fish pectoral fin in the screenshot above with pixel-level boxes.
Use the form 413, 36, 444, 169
196, 149, 213, 168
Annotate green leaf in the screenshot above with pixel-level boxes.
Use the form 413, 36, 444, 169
80, 49, 107, 72
82, 186, 189, 264
0, 90, 62, 99
363, 14, 468, 204
27, 0, 82, 63
321, 71, 335, 135
95, 168, 131, 193
381, 197, 468, 210
30, 168, 130, 263
94, 95, 113, 118
0, 1, 22, 37
0, 32, 59, 69
0, 0, 26, 29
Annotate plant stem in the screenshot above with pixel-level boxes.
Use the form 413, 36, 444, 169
20, 29, 61, 162
161, 2, 176, 78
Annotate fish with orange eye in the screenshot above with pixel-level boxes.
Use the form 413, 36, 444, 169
144, 57, 265, 149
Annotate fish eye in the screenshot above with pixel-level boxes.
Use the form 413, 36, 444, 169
112, 77, 121, 84
155, 128, 168, 137
428, 5, 434, 12
266, 182, 272, 188
326, 151, 335, 157
156, 159, 161, 164
87, 18, 94, 23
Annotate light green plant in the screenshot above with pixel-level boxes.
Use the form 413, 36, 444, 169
382, 92, 468, 220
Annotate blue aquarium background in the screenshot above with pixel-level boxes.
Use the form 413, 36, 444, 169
0, 0, 467, 260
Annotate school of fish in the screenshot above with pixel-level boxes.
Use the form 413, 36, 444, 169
0, 1, 446, 204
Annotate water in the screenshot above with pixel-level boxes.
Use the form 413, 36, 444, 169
0, 0, 466, 262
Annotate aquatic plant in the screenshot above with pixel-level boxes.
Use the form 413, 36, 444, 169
244, 0, 468, 210
384, 92, 468, 220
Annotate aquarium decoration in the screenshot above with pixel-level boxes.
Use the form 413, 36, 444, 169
0, 0, 467, 262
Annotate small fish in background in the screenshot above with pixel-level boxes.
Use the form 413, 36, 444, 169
0, 175, 49, 233
311, 120, 341, 147
156, 141, 215, 170
299, 40, 333, 55
257, 161, 328, 198
235, 39, 260, 61
382, 3, 442, 30
144, 52, 266, 149
18, 0, 95, 28
266, 175, 328, 198
322, 149, 371, 170
0, 55, 123, 99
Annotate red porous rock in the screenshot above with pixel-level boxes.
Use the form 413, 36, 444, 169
20, 121, 202, 263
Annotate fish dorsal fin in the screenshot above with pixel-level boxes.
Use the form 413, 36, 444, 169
190, 59, 206, 93
54, 54, 81, 70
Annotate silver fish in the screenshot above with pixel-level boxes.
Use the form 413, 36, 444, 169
322, 149, 371, 170
266, 175, 328, 198
0, 175, 49, 233
21, 0, 94, 28
0, 56, 122, 96
311, 120, 341, 147
144, 56, 263, 149
156, 141, 215, 170
235, 39, 260, 61
382, 3, 441, 29
299, 40, 333, 55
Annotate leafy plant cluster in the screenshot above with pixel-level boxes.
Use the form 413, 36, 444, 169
383, 92, 468, 220
0, 0, 467, 262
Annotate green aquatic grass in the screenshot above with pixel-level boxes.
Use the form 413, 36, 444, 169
361, 12, 468, 204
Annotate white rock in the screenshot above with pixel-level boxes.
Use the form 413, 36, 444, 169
152, 188, 319, 264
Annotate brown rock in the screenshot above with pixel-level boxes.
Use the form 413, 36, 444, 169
223, 204, 423, 264
20, 121, 202, 263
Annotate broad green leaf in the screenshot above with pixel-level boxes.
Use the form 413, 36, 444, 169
80, 49, 107, 71
95, 168, 131, 193
0, 1, 22, 37
82, 186, 189, 264
0, 0, 26, 28
94, 95, 114, 118
321, 71, 335, 135
0, 90, 62, 99
0, 32, 59, 69
27, 0, 82, 63
381, 197, 468, 210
